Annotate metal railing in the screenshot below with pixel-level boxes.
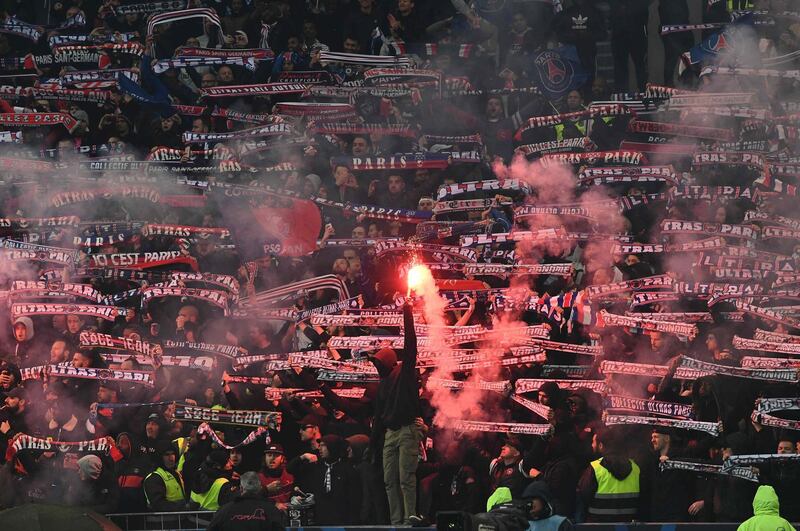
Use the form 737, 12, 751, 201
106, 510, 215, 531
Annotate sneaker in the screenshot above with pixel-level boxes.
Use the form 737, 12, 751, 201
407, 515, 428, 527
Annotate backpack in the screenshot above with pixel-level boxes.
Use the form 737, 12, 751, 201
470, 501, 531, 531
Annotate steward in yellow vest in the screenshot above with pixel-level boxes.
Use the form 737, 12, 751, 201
578, 431, 641, 522
143, 442, 188, 511
189, 450, 235, 511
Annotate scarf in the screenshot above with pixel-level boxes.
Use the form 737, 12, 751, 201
605, 394, 693, 419
175, 405, 281, 428
141, 286, 230, 315
0, 112, 77, 131
627, 120, 733, 140
451, 420, 552, 435
515, 379, 607, 393
331, 153, 451, 171
604, 414, 721, 436
733, 336, 800, 355
146, 7, 222, 38
586, 274, 673, 299
196, 422, 272, 449
20, 364, 154, 386
199, 83, 308, 99
599, 310, 699, 338
660, 460, 759, 482
11, 302, 130, 321
10, 281, 103, 304
436, 179, 530, 200
679, 356, 799, 382
101, 353, 215, 370
163, 340, 243, 359
308, 122, 418, 137
612, 237, 725, 254
318, 51, 412, 67
6, 434, 111, 461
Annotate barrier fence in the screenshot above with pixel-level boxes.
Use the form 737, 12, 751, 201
103, 515, 783, 531
107, 511, 215, 531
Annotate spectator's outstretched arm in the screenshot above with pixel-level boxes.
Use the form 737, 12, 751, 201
401, 301, 417, 367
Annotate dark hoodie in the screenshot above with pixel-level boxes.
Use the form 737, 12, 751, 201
520, 482, 573, 531
370, 303, 420, 449
289, 434, 361, 524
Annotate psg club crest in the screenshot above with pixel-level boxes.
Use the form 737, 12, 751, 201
535, 50, 571, 94
531, 46, 588, 100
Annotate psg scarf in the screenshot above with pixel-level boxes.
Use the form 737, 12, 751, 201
20, 364, 154, 386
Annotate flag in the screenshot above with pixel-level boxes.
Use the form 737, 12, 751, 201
679, 14, 754, 74
530, 45, 589, 100
213, 188, 322, 260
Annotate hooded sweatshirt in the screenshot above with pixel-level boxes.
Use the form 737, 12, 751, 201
12, 317, 35, 364
521, 481, 573, 531
370, 303, 420, 442
737, 486, 797, 531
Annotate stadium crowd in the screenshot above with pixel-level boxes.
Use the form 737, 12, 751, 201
0, 0, 797, 529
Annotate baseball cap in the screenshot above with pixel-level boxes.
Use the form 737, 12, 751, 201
265, 443, 284, 455
5, 386, 24, 399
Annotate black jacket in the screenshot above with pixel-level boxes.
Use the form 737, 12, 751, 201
207, 494, 285, 531
371, 303, 420, 438
288, 457, 362, 524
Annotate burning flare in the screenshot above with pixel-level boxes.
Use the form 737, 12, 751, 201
407, 263, 432, 296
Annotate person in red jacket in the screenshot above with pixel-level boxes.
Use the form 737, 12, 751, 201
258, 443, 295, 510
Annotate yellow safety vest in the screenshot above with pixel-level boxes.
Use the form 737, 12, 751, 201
174, 437, 189, 473
190, 477, 229, 511
727, 0, 753, 11
554, 117, 613, 141
144, 467, 185, 506
587, 458, 640, 521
